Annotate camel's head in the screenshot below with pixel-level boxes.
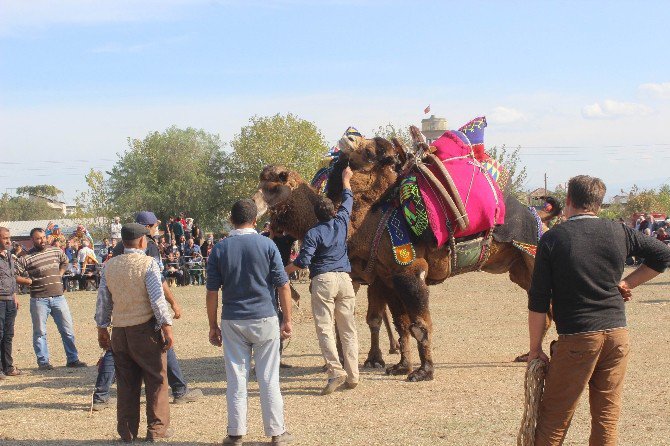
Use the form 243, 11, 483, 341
325, 135, 403, 204
252, 165, 303, 219
335, 135, 399, 173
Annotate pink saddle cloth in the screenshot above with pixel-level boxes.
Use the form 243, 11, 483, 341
416, 131, 505, 246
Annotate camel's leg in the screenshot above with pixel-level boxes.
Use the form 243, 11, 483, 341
384, 287, 413, 376
391, 266, 434, 382
383, 305, 400, 354
364, 280, 387, 368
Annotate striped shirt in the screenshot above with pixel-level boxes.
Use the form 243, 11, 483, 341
94, 248, 172, 329
15, 246, 67, 298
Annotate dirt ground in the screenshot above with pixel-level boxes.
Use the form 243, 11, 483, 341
0, 269, 668, 445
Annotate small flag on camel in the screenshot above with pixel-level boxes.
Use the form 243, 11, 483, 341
424, 105, 431, 114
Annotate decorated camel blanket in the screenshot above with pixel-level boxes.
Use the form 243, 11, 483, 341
415, 122, 506, 247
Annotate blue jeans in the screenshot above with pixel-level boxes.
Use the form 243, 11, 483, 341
94, 346, 188, 403
29, 296, 79, 366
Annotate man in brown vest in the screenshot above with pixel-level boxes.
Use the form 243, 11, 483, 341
95, 223, 174, 443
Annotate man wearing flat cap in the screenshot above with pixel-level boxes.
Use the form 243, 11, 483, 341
93, 211, 201, 411
95, 223, 175, 442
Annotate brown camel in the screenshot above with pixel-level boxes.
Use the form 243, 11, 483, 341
253, 136, 558, 382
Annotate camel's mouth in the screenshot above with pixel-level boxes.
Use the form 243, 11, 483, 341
252, 189, 269, 219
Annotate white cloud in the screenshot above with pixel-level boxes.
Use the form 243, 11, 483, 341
0, 0, 199, 35
0, 0, 364, 35
581, 99, 653, 119
488, 106, 526, 125
91, 42, 154, 54
639, 82, 670, 100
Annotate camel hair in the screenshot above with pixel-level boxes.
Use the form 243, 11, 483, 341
253, 135, 559, 382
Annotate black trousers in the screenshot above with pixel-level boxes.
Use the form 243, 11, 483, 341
0, 299, 17, 372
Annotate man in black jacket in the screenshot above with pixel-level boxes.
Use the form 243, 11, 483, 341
528, 175, 670, 446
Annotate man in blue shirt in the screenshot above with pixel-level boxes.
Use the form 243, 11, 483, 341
206, 199, 293, 446
285, 166, 359, 395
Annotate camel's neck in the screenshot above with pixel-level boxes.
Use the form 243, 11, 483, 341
270, 166, 397, 243
271, 182, 320, 240
348, 166, 398, 232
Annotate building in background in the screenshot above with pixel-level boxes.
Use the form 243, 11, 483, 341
27, 194, 67, 215
421, 115, 448, 144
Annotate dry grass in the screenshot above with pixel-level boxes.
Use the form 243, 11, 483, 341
1, 270, 669, 445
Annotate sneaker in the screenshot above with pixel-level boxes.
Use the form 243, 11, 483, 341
173, 388, 203, 404
0, 371, 5, 380
92, 398, 115, 412
345, 381, 358, 389
5, 367, 22, 376
66, 360, 88, 368
320, 375, 346, 395
38, 363, 54, 371
272, 431, 294, 445
145, 427, 174, 442
222, 435, 243, 445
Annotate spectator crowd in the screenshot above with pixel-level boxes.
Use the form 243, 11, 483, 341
9, 213, 241, 293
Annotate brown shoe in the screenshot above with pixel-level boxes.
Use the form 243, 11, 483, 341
272, 431, 294, 445
145, 427, 174, 442
222, 435, 243, 445
5, 367, 22, 376
320, 375, 346, 395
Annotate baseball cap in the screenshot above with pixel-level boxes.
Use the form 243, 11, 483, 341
121, 223, 150, 241
135, 211, 158, 226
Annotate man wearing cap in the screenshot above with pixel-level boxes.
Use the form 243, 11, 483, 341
95, 223, 174, 442
92, 211, 201, 411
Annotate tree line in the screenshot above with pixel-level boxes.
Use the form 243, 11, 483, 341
75, 113, 329, 233
7, 113, 653, 234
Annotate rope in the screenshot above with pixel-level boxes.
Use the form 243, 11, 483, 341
364, 206, 393, 276
517, 358, 547, 446
415, 162, 468, 231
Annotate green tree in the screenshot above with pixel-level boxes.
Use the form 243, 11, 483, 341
106, 126, 227, 231
73, 169, 115, 240
16, 184, 63, 200
624, 184, 670, 216
599, 204, 626, 220
225, 113, 329, 200
373, 123, 413, 148
0, 193, 63, 221
488, 145, 528, 198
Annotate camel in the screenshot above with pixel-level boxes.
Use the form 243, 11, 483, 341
253, 135, 559, 382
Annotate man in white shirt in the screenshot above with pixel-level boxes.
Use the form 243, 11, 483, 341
110, 217, 122, 242
77, 240, 97, 266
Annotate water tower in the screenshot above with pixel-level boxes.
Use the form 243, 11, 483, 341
421, 115, 448, 144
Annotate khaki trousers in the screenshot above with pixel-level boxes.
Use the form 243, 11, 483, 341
111, 319, 170, 442
310, 272, 359, 384
535, 328, 630, 446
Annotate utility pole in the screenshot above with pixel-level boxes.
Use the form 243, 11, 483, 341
544, 173, 548, 198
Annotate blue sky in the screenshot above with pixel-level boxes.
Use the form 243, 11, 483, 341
1, 0, 668, 201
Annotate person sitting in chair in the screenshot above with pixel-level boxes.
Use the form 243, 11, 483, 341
62, 260, 81, 292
